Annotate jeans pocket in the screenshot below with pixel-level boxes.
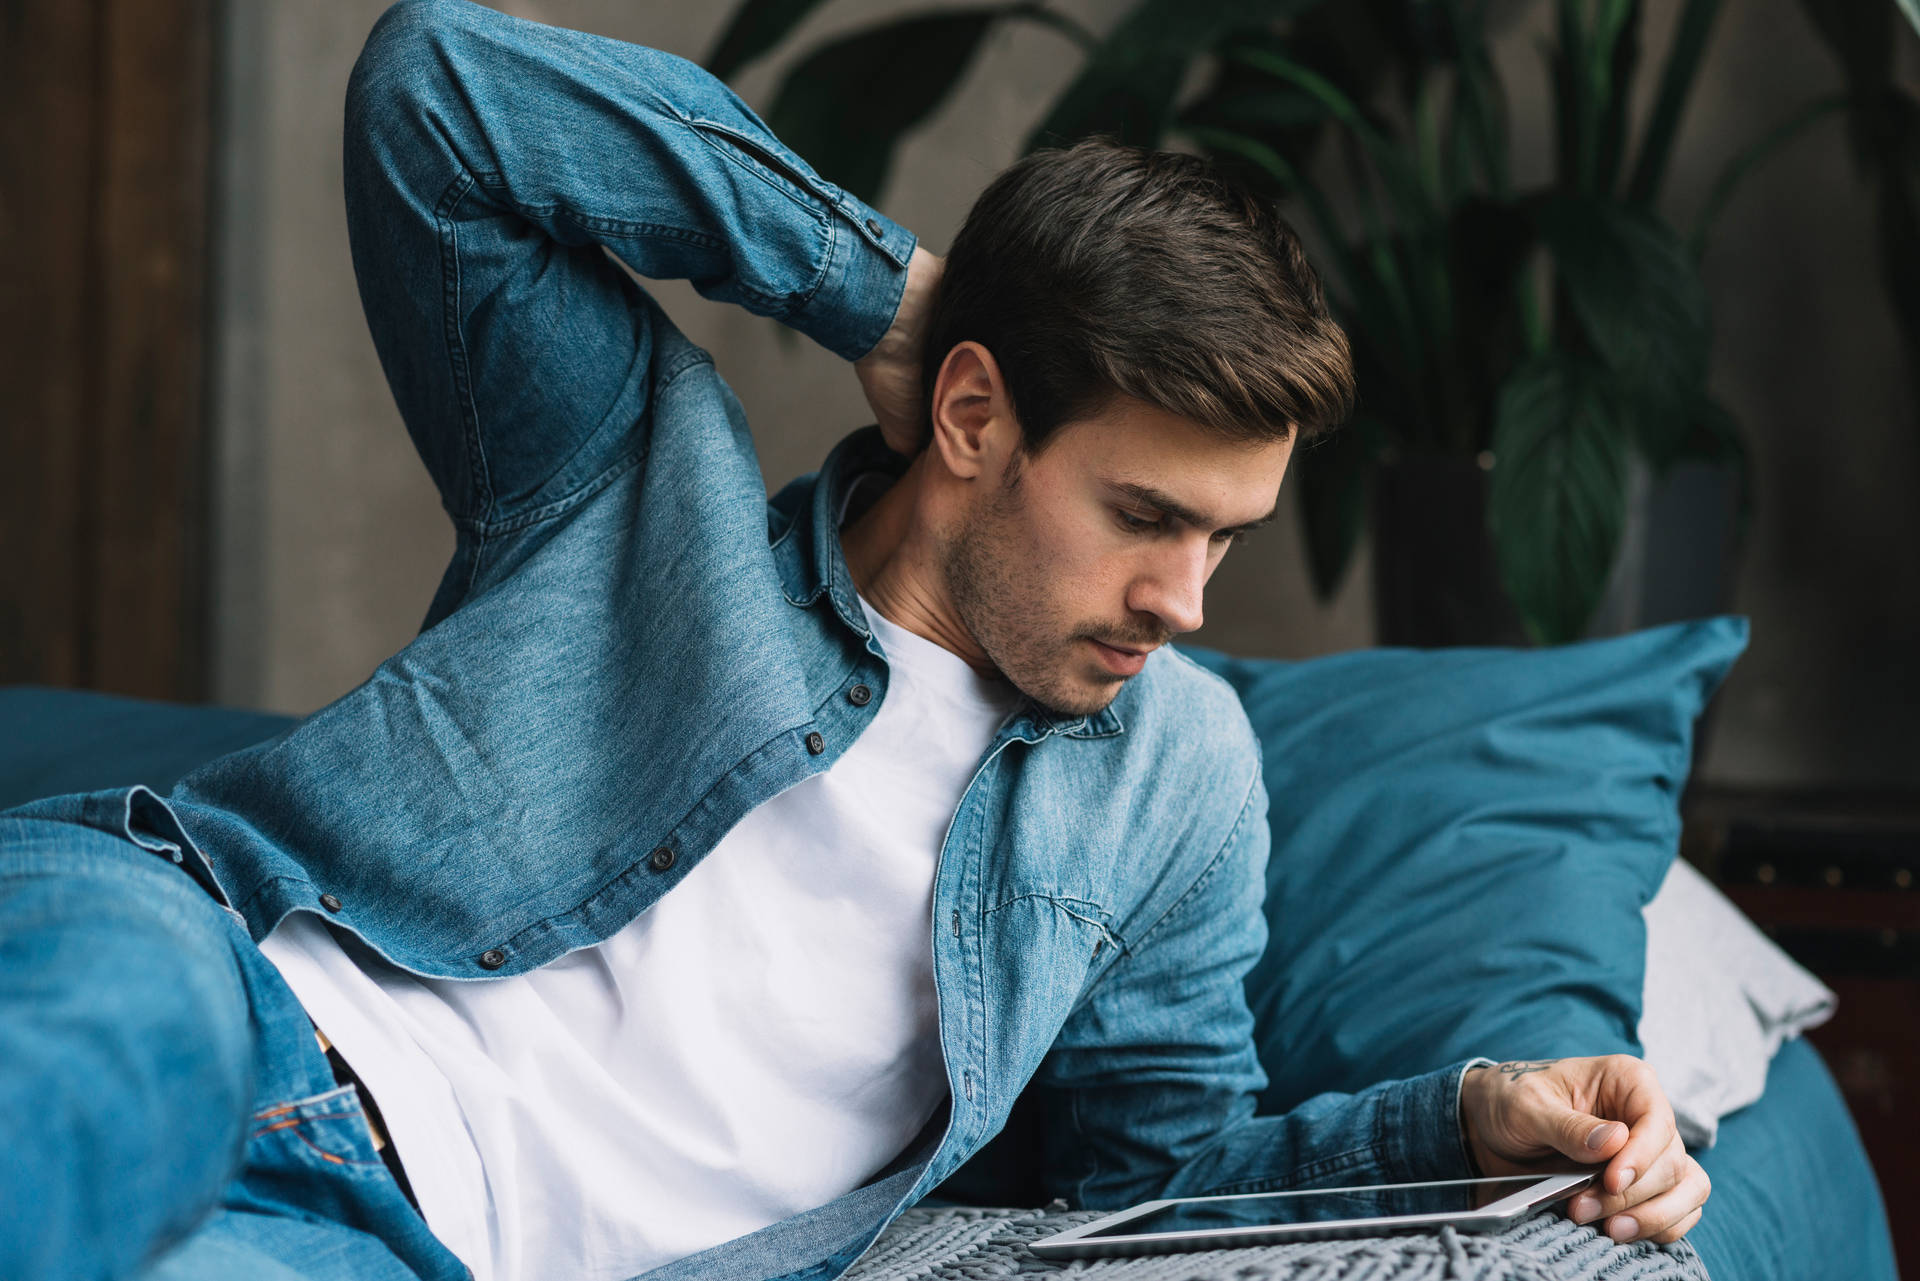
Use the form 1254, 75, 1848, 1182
248, 1083, 387, 1173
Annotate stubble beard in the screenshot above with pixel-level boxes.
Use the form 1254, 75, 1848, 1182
940, 457, 1119, 720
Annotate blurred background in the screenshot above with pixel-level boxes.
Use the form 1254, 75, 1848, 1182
2, 0, 1917, 795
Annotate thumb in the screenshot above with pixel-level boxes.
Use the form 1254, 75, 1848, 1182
1557, 1113, 1627, 1164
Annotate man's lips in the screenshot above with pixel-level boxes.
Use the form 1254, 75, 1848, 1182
1094, 640, 1156, 656
1089, 638, 1156, 674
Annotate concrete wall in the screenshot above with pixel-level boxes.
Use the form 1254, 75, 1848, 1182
209, 0, 1920, 789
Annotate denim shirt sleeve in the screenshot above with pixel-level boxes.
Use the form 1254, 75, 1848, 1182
343, 0, 916, 526
1034, 761, 1495, 1209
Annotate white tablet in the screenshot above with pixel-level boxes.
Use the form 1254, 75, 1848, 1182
1028, 1172, 1598, 1259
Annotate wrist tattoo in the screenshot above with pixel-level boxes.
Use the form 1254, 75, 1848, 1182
1493, 1059, 1559, 1082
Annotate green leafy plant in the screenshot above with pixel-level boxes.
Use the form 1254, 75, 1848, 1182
708, 0, 1920, 643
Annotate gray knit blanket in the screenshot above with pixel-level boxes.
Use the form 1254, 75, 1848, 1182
842, 1205, 1711, 1281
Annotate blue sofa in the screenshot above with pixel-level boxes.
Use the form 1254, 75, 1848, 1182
0, 680, 1897, 1280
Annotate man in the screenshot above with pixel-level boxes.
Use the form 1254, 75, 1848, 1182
0, 2, 1708, 1278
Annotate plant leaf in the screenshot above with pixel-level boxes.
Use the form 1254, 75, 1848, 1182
1535, 196, 1708, 465
1179, 83, 1331, 136
1449, 40, 1512, 197
1552, 0, 1590, 192
1415, 73, 1447, 209
1594, 0, 1642, 197
1229, 45, 1436, 225
1293, 419, 1369, 600
1625, 0, 1722, 206
1690, 93, 1847, 257
1175, 27, 1342, 204
705, 0, 837, 82
764, 9, 1003, 206
1022, 0, 1317, 154
1487, 354, 1630, 645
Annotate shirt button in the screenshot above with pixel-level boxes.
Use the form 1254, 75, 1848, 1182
319, 893, 343, 913
806, 731, 826, 755
865, 218, 883, 236
848, 684, 872, 706
478, 949, 506, 970
648, 846, 676, 872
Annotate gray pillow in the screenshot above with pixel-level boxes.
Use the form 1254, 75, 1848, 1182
1638, 857, 1835, 1147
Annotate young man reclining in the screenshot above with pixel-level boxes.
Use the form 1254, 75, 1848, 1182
0, 2, 1708, 1277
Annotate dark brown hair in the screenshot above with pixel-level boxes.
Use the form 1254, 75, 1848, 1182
918, 135, 1355, 456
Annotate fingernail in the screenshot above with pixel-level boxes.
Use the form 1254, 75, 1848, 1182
1617, 1167, 1637, 1191
1608, 1215, 1639, 1243
1570, 1195, 1600, 1222
1586, 1122, 1619, 1150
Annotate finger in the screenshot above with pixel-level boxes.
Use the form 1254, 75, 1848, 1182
1552, 1108, 1627, 1168
1567, 1134, 1688, 1225
1651, 1206, 1705, 1246
1598, 1161, 1710, 1245
1615, 1132, 1689, 1210
1595, 1059, 1677, 1196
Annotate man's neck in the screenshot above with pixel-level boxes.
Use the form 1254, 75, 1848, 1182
839, 455, 997, 677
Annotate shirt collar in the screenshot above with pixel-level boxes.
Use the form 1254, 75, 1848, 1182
775, 426, 1124, 741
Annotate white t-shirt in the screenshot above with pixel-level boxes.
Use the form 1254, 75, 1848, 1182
259, 579, 1021, 1281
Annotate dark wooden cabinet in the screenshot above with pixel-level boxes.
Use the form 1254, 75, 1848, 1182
1683, 786, 1920, 1276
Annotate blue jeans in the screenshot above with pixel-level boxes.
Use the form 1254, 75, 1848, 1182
0, 803, 469, 1280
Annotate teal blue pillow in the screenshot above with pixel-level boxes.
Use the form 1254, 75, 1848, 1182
0, 687, 296, 813
1180, 616, 1747, 1115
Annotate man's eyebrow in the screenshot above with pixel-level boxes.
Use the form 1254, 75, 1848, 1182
1104, 480, 1280, 534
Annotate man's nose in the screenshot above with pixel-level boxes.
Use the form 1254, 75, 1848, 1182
1129, 543, 1207, 637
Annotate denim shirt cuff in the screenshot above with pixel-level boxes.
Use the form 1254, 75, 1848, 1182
1385, 1056, 1499, 1183
788, 198, 919, 363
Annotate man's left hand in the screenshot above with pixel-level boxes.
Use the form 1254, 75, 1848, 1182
854, 245, 944, 456
1460, 1055, 1710, 1246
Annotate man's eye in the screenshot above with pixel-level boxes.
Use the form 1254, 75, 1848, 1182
1115, 509, 1160, 533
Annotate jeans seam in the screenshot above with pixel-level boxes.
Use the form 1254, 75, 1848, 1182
248, 1110, 362, 1139
283, 1121, 387, 1169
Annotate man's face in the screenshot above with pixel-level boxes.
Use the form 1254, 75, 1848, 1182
941, 397, 1292, 718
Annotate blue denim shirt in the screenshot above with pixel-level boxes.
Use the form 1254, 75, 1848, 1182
86, 2, 1483, 1275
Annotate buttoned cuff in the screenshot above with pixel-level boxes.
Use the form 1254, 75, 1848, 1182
786, 194, 918, 363
1381, 1056, 1500, 1184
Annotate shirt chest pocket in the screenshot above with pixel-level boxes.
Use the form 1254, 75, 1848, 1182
981, 893, 1121, 1078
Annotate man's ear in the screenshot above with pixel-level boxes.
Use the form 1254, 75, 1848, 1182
927, 341, 1017, 482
